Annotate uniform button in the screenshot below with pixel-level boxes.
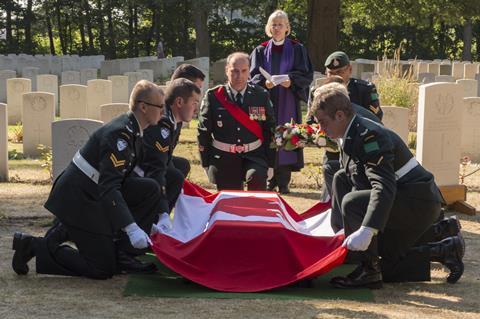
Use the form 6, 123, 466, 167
131, 153, 135, 157
237, 127, 240, 131
219, 115, 222, 118
237, 139, 241, 143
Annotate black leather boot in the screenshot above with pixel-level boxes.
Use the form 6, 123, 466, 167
12, 232, 36, 275
429, 235, 465, 283
330, 256, 383, 289
432, 216, 461, 242
116, 250, 157, 274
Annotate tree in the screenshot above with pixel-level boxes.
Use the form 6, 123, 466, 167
193, 0, 211, 57
307, 0, 340, 72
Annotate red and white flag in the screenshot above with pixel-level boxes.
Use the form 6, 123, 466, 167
151, 180, 346, 292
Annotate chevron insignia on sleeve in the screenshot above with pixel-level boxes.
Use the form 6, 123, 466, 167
367, 155, 384, 166
110, 153, 126, 167
155, 141, 169, 153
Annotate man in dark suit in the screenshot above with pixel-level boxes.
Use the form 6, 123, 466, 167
140, 78, 201, 213
198, 52, 276, 190
310, 84, 465, 288
12, 80, 166, 279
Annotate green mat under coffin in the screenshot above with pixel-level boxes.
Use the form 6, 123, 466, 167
123, 254, 374, 301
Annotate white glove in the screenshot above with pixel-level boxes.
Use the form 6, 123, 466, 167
123, 223, 152, 249
151, 213, 173, 234
267, 167, 274, 180
343, 226, 376, 251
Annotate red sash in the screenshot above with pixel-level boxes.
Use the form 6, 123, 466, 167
214, 86, 264, 141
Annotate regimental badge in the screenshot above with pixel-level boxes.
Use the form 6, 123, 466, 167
116, 138, 128, 151
161, 127, 170, 139
217, 120, 223, 127
333, 59, 339, 67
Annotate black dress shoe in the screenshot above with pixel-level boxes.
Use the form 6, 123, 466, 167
432, 216, 461, 242
267, 180, 277, 192
330, 258, 383, 289
430, 235, 465, 283
116, 251, 157, 274
279, 186, 290, 194
12, 232, 35, 275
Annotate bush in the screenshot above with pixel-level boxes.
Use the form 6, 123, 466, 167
9, 122, 23, 143
37, 144, 53, 181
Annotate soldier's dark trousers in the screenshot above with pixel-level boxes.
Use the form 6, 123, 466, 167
333, 170, 441, 282
172, 156, 191, 178
166, 162, 185, 211
208, 152, 267, 191
35, 177, 163, 278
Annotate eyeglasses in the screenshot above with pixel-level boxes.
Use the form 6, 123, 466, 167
137, 100, 165, 109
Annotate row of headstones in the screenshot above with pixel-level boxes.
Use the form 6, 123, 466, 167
0, 91, 128, 158
0, 54, 104, 76
3, 77, 152, 125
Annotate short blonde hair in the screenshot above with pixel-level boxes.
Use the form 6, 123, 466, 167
129, 80, 164, 111
265, 10, 291, 38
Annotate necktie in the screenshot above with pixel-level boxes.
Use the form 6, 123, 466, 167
235, 92, 243, 107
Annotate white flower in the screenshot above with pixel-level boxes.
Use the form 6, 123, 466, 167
276, 137, 283, 146
316, 136, 326, 147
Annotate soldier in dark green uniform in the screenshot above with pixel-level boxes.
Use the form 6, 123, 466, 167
310, 85, 465, 288
140, 78, 201, 213
198, 52, 276, 190
12, 80, 166, 279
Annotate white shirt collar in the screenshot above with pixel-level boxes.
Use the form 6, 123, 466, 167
132, 113, 143, 137
169, 109, 178, 130
228, 83, 247, 98
273, 38, 285, 45
338, 115, 356, 148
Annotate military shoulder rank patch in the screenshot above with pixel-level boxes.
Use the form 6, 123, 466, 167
116, 138, 128, 151
367, 155, 384, 166
161, 127, 170, 139
369, 105, 379, 113
155, 141, 169, 153
110, 153, 126, 167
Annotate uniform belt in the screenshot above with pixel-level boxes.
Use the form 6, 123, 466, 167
72, 151, 99, 184
212, 139, 262, 154
395, 157, 418, 181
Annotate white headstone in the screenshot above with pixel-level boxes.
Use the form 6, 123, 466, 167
138, 69, 154, 82
212, 59, 227, 84
361, 72, 373, 81
60, 84, 88, 119
417, 62, 429, 77
0, 70, 16, 103
37, 74, 59, 114
100, 103, 129, 123
435, 75, 455, 83
464, 63, 477, 79
22, 92, 55, 157
460, 97, 480, 162
61, 71, 81, 85
86, 79, 112, 120
108, 75, 129, 103
439, 63, 452, 76
456, 79, 478, 97
52, 119, 103, 179
6, 78, 31, 124
124, 72, 143, 96
452, 62, 464, 79
381, 106, 409, 144
0, 103, 7, 181
80, 68, 98, 85
418, 73, 435, 84
416, 82, 463, 185
427, 63, 440, 76
22, 67, 39, 91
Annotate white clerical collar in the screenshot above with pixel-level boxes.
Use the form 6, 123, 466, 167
273, 38, 285, 45
228, 84, 247, 98
338, 115, 356, 148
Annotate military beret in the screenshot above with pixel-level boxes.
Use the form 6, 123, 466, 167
325, 51, 350, 70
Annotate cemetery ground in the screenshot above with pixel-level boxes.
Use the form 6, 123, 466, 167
1, 122, 479, 319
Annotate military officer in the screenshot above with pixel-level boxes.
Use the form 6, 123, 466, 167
12, 80, 167, 279
169, 64, 206, 178
140, 78, 201, 213
310, 84, 465, 288
198, 52, 276, 190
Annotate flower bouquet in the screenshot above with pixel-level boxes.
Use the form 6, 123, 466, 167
272, 120, 338, 152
